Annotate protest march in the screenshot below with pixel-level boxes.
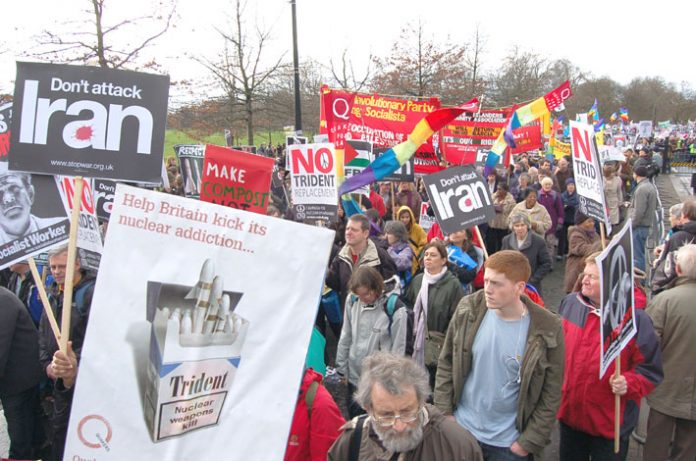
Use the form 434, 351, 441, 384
2, 56, 696, 461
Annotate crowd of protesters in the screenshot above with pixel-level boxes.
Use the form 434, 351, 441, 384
2, 136, 696, 461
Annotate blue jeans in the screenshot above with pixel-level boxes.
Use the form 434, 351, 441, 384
1, 386, 44, 459
633, 226, 650, 274
478, 441, 530, 461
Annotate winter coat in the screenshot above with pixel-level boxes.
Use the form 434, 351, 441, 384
328, 405, 483, 461
501, 231, 552, 293
0, 287, 42, 397
489, 192, 517, 230
387, 240, 414, 274
603, 175, 623, 225
563, 226, 602, 293
558, 292, 663, 439
336, 294, 408, 385
537, 188, 564, 234
397, 206, 428, 274
284, 368, 345, 461
404, 270, 464, 335
646, 277, 696, 420
629, 178, 658, 228
511, 201, 552, 236
651, 220, 696, 293
561, 190, 578, 224
434, 290, 564, 457
326, 239, 397, 312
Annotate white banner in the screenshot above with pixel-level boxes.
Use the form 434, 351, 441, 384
570, 121, 611, 234
288, 142, 338, 222
65, 185, 334, 460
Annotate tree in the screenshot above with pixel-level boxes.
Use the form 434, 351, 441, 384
30, 0, 176, 70
199, 0, 285, 145
464, 24, 487, 98
370, 20, 470, 105
328, 49, 371, 92
488, 47, 552, 107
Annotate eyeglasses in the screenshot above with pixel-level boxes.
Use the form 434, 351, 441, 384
581, 272, 600, 281
372, 407, 422, 427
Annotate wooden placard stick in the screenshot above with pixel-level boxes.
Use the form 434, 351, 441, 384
60, 176, 84, 353
390, 182, 395, 218
28, 257, 62, 350
473, 225, 489, 260
599, 222, 620, 452
614, 354, 621, 453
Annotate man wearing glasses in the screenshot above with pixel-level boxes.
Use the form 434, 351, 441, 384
557, 252, 662, 460
434, 250, 564, 460
328, 352, 482, 460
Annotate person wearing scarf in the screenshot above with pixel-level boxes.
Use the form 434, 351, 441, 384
563, 211, 602, 294
501, 212, 553, 297
405, 241, 464, 388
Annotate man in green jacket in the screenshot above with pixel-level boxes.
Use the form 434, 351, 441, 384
644, 243, 696, 460
434, 250, 564, 460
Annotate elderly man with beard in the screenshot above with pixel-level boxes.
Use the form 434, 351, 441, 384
328, 352, 482, 461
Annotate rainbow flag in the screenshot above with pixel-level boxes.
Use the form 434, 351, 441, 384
339, 98, 479, 215
484, 81, 573, 176
588, 98, 599, 122
619, 106, 629, 122
610, 112, 618, 123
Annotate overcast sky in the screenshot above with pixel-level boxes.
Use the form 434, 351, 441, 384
3, 0, 694, 102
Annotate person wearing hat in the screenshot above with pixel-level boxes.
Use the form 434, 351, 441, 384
629, 164, 658, 274
563, 210, 602, 293
558, 178, 578, 260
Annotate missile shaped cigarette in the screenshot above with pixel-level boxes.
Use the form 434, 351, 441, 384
181, 310, 193, 335
215, 294, 231, 333
185, 259, 215, 301
186, 260, 215, 333
199, 275, 222, 334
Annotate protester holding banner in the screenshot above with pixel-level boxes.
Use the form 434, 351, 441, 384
336, 267, 409, 418
406, 241, 464, 388
644, 244, 696, 460
510, 189, 552, 236
328, 352, 483, 461
563, 211, 602, 294
38, 244, 96, 461
557, 252, 663, 461
396, 206, 427, 275
501, 213, 553, 296
434, 250, 564, 460
486, 184, 516, 255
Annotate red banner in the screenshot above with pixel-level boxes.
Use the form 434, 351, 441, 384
320, 85, 441, 152
440, 109, 512, 164
509, 124, 543, 155
200, 145, 275, 214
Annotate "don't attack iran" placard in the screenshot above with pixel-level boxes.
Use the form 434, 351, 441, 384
65, 185, 334, 460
